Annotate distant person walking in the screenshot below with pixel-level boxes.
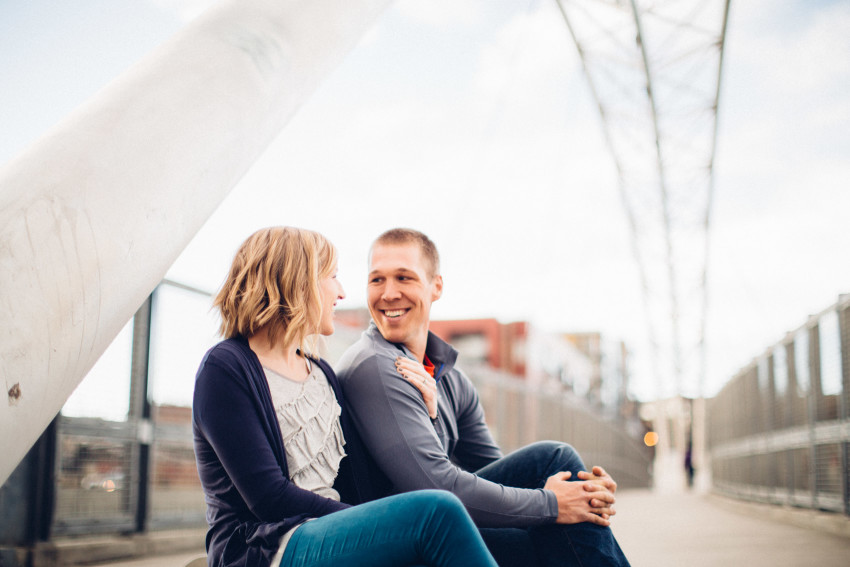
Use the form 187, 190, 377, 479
684, 442, 695, 489
192, 227, 497, 567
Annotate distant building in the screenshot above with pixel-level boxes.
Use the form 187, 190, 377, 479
563, 332, 631, 415
329, 309, 631, 415
429, 318, 528, 376
429, 318, 631, 414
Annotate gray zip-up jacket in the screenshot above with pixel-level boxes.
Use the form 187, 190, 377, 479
336, 324, 558, 528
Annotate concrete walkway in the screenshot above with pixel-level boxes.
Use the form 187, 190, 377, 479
93, 489, 850, 567
611, 490, 850, 567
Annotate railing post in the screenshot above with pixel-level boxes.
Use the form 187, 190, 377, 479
839, 298, 850, 515
808, 323, 819, 509
129, 294, 154, 532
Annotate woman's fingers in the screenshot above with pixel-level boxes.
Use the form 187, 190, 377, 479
395, 357, 438, 418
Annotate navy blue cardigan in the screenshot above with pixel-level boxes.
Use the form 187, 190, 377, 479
192, 337, 377, 567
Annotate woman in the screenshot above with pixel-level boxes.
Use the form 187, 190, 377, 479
193, 227, 497, 567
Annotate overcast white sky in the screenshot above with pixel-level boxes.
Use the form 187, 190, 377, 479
2, 0, 848, 405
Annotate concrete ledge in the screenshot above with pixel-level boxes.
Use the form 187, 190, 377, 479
708, 492, 850, 540
30, 528, 206, 566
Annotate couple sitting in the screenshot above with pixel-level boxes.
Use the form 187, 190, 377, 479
193, 226, 630, 567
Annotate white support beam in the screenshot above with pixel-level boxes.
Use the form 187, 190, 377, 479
0, 0, 392, 485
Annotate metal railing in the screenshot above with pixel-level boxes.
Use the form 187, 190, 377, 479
708, 294, 850, 514
469, 366, 653, 490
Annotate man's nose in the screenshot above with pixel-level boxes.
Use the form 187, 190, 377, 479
382, 279, 401, 300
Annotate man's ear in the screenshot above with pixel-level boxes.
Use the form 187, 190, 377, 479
431, 274, 443, 302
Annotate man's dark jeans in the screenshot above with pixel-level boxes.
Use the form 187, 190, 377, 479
475, 441, 630, 567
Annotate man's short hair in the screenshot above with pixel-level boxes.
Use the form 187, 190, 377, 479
214, 226, 337, 352
372, 228, 440, 279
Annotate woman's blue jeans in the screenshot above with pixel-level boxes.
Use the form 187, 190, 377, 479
475, 441, 631, 567
279, 490, 497, 567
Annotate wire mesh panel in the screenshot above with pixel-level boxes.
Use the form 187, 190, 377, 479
710, 456, 726, 491
53, 318, 137, 536
522, 389, 541, 447
818, 311, 842, 421
149, 439, 206, 528
815, 443, 843, 511
772, 346, 790, 429
467, 366, 651, 489
499, 384, 524, 453
560, 398, 576, 450
53, 420, 136, 535
752, 452, 771, 499
535, 390, 562, 442
709, 295, 850, 516
571, 405, 599, 462
148, 414, 206, 529
774, 450, 793, 505
617, 429, 653, 488
743, 368, 760, 437
757, 356, 773, 434
475, 376, 501, 441
790, 446, 813, 506
765, 451, 781, 504
49, 285, 215, 537
790, 330, 811, 428
715, 387, 732, 445
841, 303, 850, 421
146, 283, 219, 529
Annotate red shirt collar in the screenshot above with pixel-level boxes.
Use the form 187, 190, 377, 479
423, 355, 436, 378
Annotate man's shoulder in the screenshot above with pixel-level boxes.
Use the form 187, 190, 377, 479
336, 327, 399, 383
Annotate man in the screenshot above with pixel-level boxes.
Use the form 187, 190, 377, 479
336, 228, 630, 566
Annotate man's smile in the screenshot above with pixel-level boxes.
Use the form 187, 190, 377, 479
382, 309, 408, 319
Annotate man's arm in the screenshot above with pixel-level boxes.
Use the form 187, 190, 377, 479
447, 367, 506, 471
397, 355, 502, 472
339, 351, 557, 528
425, 361, 616, 526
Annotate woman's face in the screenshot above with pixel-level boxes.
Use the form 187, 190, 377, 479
318, 266, 345, 336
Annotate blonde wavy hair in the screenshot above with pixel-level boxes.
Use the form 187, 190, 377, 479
214, 227, 337, 353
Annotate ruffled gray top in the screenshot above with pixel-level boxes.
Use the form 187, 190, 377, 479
264, 361, 347, 501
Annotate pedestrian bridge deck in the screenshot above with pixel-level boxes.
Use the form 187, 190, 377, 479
88, 489, 850, 567
613, 489, 850, 567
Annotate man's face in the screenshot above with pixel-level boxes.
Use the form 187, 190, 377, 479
368, 242, 442, 356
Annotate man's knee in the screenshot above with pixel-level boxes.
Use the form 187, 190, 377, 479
527, 440, 586, 473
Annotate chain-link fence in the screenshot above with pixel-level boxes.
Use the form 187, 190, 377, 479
708, 294, 850, 514
50, 281, 212, 536
469, 367, 652, 489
